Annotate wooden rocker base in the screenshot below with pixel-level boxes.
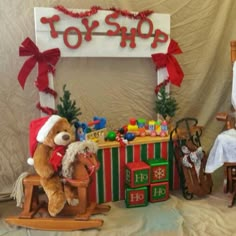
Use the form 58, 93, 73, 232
5, 173, 111, 231
5, 202, 111, 231
5, 217, 104, 231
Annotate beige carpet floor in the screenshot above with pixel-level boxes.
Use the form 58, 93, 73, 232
0, 186, 236, 236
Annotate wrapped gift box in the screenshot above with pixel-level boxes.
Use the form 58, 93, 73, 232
89, 136, 179, 204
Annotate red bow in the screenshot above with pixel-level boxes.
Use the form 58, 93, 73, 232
18, 37, 60, 91
151, 39, 184, 87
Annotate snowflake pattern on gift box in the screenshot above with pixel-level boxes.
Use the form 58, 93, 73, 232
152, 166, 167, 181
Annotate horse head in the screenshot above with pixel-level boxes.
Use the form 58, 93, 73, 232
76, 146, 100, 176
62, 140, 99, 180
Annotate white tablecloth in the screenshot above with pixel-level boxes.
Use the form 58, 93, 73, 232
205, 129, 236, 173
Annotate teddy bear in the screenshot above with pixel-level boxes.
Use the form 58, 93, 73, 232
28, 114, 75, 217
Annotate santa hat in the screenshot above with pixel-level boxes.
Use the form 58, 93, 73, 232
27, 115, 62, 165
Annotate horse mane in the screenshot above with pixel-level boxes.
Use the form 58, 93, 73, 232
62, 140, 98, 178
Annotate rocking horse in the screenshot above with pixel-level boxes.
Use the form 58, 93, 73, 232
5, 140, 110, 231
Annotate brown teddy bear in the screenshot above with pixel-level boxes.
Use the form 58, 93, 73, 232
28, 115, 75, 217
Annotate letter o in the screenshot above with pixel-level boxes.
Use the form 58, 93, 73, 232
63, 26, 82, 49
137, 18, 153, 39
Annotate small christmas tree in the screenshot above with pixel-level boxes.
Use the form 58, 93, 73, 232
57, 84, 82, 124
155, 85, 178, 120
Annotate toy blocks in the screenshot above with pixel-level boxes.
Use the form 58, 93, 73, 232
125, 161, 150, 188
145, 158, 169, 183
125, 186, 148, 208
125, 158, 169, 207
149, 182, 169, 202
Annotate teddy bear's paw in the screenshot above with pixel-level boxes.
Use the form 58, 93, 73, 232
48, 193, 66, 217
38, 165, 55, 179
67, 198, 79, 206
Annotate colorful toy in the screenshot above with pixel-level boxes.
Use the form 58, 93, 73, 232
115, 133, 128, 147
148, 120, 156, 131
74, 116, 106, 141
160, 120, 168, 137
125, 161, 150, 188
85, 128, 107, 142
137, 118, 146, 128
91, 116, 107, 130
74, 122, 87, 141
124, 132, 135, 141
106, 130, 117, 141
123, 117, 170, 137
127, 124, 139, 132
127, 118, 139, 132
125, 186, 148, 208
138, 127, 146, 137
129, 118, 136, 125
155, 120, 162, 135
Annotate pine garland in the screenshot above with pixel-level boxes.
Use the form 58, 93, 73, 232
57, 84, 82, 124
54, 5, 153, 19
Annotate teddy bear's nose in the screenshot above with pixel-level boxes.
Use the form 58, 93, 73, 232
62, 134, 70, 141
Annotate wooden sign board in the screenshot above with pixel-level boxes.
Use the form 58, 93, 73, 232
34, 7, 171, 112
34, 7, 170, 58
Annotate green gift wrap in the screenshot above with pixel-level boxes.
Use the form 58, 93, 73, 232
88, 137, 179, 204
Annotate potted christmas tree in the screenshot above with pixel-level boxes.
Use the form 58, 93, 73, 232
57, 84, 82, 124
155, 85, 178, 121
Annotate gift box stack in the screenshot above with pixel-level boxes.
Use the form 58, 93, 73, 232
125, 158, 169, 207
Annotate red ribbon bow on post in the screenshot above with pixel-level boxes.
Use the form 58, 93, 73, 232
18, 37, 61, 91
151, 39, 184, 87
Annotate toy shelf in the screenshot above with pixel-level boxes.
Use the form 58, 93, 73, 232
98, 136, 170, 149
89, 135, 179, 204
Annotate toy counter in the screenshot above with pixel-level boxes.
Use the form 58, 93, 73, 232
89, 136, 180, 204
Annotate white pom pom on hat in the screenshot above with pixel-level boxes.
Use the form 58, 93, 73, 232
27, 157, 34, 166
27, 115, 62, 165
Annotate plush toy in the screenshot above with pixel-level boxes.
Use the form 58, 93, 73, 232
28, 115, 75, 217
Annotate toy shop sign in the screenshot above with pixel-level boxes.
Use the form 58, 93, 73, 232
34, 7, 170, 57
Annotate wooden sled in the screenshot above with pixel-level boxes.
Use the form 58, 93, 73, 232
170, 117, 213, 199
6, 143, 110, 231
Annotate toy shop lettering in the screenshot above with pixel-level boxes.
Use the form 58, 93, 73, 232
40, 14, 169, 49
